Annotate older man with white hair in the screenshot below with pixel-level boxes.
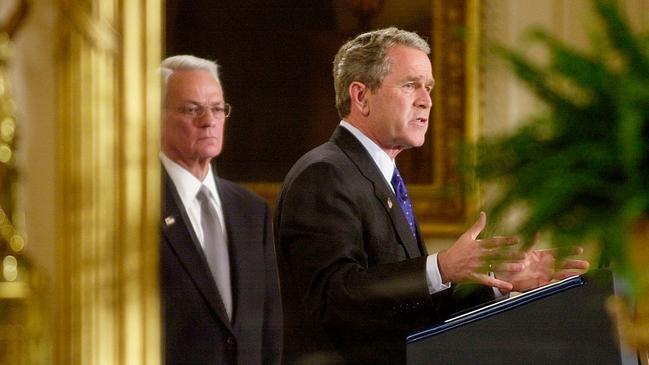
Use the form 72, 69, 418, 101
159, 55, 282, 365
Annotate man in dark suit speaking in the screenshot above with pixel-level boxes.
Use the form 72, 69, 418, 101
275, 28, 588, 365
159, 55, 282, 365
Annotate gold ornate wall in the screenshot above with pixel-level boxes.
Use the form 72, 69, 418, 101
56, 0, 161, 364
413, 0, 481, 237
0, 1, 50, 363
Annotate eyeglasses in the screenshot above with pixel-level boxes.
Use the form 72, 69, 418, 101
174, 102, 232, 119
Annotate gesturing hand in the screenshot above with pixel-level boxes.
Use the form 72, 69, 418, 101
495, 236, 590, 292
437, 212, 524, 292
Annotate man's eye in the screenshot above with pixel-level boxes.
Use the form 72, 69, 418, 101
184, 106, 199, 114
211, 107, 224, 114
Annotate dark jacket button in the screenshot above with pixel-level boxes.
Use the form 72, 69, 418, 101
226, 336, 236, 346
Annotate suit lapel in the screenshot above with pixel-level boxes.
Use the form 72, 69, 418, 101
331, 126, 423, 258
161, 171, 233, 330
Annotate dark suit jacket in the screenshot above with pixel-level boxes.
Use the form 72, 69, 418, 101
275, 126, 493, 365
161, 163, 282, 365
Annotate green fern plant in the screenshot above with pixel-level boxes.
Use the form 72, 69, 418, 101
474, 0, 649, 292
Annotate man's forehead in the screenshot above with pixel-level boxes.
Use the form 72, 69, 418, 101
387, 63, 434, 85
387, 47, 432, 70
167, 70, 223, 99
169, 69, 219, 86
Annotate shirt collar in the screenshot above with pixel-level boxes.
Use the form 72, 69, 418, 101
340, 120, 395, 190
160, 152, 220, 207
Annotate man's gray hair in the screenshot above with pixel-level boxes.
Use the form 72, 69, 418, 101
332, 27, 430, 118
160, 55, 221, 103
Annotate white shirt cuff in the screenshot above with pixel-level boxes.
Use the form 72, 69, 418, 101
490, 272, 508, 299
425, 253, 452, 294
425, 256, 509, 299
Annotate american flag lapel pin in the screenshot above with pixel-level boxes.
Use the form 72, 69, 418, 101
164, 216, 176, 226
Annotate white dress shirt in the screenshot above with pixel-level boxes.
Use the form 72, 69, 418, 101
340, 121, 451, 295
161, 153, 228, 249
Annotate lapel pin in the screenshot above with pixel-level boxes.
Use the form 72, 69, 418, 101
164, 216, 176, 226
387, 198, 393, 209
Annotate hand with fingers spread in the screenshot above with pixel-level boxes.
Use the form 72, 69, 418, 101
437, 212, 523, 292
495, 236, 590, 292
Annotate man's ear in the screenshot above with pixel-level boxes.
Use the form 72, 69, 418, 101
349, 81, 370, 116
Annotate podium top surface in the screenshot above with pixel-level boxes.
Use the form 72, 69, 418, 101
406, 275, 585, 343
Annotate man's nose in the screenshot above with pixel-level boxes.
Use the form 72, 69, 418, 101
416, 89, 432, 109
196, 111, 218, 126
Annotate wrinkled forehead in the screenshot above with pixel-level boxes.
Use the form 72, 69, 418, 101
166, 69, 223, 103
387, 46, 432, 70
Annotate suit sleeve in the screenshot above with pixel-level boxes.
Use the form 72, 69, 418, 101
262, 202, 283, 365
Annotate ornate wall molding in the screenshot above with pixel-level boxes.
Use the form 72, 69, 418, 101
0, 2, 36, 363
412, 0, 481, 237
60, 0, 118, 53
56, 0, 161, 363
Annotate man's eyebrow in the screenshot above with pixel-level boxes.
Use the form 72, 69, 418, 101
181, 100, 224, 105
400, 77, 435, 90
402, 74, 432, 82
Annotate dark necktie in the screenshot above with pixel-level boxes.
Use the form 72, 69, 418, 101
391, 167, 417, 239
196, 185, 232, 319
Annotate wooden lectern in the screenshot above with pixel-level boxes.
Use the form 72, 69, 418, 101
407, 270, 638, 365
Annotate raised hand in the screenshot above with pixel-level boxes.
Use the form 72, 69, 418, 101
437, 212, 524, 292
495, 236, 590, 292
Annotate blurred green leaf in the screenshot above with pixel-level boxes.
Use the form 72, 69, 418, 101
473, 0, 649, 295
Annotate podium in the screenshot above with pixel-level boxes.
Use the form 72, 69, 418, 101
406, 270, 638, 364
